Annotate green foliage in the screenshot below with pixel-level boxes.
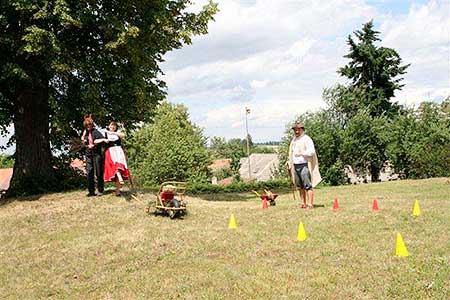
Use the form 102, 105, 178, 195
340, 110, 389, 181
211, 167, 233, 181
208, 137, 246, 176
0, 0, 218, 195
0, 154, 14, 168
386, 101, 450, 178
323, 159, 347, 186
1, 0, 218, 131
127, 102, 211, 185
278, 110, 343, 185
338, 20, 409, 117
186, 178, 290, 195
251, 145, 277, 154
279, 22, 448, 184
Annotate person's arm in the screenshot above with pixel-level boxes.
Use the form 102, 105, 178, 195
81, 130, 86, 143
301, 136, 316, 158
94, 138, 109, 144
287, 140, 293, 169
108, 130, 126, 138
93, 129, 109, 144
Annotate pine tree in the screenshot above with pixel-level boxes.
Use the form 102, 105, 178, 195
338, 21, 409, 117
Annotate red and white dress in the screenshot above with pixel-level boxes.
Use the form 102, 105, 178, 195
103, 132, 130, 182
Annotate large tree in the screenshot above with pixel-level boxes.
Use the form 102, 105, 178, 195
0, 0, 217, 196
338, 20, 409, 117
326, 20, 409, 181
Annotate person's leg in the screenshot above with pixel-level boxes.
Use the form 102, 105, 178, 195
294, 164, 305, 206
307, 189, 314, 207
86, 155, 95, 196
115, 177, 121, 196
94, 154, 104, 194
300, 166, 314, 208
116, 171, 124, 185
299, 189, 307, 207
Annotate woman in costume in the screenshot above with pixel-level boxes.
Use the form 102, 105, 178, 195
103, 121, 130, 196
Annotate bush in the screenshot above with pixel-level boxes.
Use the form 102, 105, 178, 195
324, 159, 347, 186
0, 154, 14, 168
127, 103, 211, 185
186, 178, 291, 195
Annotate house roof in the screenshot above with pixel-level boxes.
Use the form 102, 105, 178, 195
208, 159, 232, 171
0, 168, 13, 191
239, 153, 279, 181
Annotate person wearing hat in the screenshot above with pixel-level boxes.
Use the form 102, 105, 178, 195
287, 121, 322, 208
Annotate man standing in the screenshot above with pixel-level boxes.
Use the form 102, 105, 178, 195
81, 117, 106, 197
287, 121, 322, 209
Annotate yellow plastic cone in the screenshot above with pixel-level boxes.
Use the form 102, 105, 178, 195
228, 213, 237, 229
413, 200, 421, 216
396, 233, 409, 257
297, 222, 307, 241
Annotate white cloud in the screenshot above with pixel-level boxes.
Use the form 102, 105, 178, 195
161, 0, 449, 142
380, 0, 449, 104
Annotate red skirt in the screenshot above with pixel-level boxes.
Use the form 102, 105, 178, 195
104, 146, 130, 182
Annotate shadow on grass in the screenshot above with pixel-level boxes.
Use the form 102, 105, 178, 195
0, 193, 43, 207
194, 193, 256, 202
193, 187, 295, 202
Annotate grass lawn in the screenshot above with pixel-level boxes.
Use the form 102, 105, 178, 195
1, 178, 449, 299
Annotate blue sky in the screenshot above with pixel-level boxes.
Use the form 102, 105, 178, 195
1, 0, 449, 153
161, 0, 449, 143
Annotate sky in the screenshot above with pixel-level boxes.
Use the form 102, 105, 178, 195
161, 0, 449, 143
1, 0, 449, 153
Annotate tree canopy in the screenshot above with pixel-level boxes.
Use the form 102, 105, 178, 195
127, 102, 211, 185
338, 20, 409, 117
0, 0, 217, 196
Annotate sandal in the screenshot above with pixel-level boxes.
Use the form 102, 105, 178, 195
299, 203, 307, 208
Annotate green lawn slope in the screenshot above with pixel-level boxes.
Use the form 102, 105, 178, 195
1, 178, 449, 299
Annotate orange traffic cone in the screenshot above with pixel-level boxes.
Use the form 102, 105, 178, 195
262, 198, 268, 210
372, 198, 379, 212
332, 198, 339, 211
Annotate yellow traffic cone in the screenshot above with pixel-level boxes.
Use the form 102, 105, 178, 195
413, 200, 421, 216
228, 213, 237, 229
297, 222, 307, 241
396, 233, 409, 257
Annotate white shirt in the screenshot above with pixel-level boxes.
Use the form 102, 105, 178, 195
292, 134, 316, 164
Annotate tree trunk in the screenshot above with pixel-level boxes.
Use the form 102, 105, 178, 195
370, 164, 380, 182
7, 75, 55, 196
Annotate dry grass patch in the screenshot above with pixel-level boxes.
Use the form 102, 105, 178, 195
1, 178, 449, 299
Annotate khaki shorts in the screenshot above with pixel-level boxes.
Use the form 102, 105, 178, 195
293, 163, 312, 190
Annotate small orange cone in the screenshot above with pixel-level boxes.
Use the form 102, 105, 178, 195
332, 198, 339, 211
262, 198, 268, 210
372, 198, 379, 212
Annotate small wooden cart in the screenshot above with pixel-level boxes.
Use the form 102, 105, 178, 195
151, 181, 187, 219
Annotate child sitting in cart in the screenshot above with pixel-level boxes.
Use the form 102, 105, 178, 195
160, 184, 181, 208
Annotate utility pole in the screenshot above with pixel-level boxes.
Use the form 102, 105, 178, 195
245, 107, 251, 180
